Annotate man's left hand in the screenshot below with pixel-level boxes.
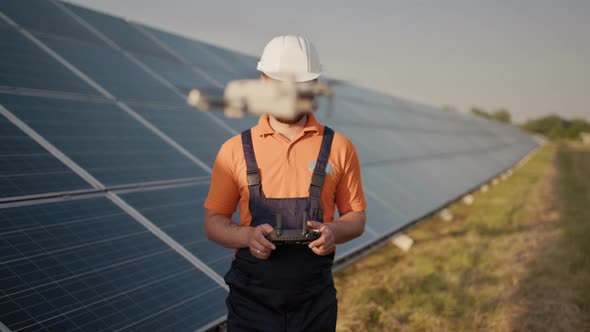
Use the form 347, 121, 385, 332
307, 221, 335, 256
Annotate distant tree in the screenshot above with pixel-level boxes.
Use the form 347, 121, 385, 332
471, 107, 511, 124
566, 118, 590, 139
521, 114, 590, 141
491, 109, 511, 124
522, 114, 564, 140
470, 107, 491, 119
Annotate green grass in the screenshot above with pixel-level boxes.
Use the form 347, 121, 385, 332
555, 142, 590, 316
334, 143, 590, 331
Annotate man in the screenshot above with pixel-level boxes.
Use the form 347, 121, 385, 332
203, 35, 367, 331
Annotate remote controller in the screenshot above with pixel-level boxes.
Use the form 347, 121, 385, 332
264, 212, 320, 245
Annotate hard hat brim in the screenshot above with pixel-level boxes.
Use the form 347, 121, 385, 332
258, 70, 321, 83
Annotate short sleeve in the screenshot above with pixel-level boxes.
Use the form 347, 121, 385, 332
335, 139, 367, 215
204, 141, 240, 215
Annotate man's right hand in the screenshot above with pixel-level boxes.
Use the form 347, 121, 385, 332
248, 224, 276, 259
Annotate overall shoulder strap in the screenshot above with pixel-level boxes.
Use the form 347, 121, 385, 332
241, 129, 262, 198
309, 126, 335, 200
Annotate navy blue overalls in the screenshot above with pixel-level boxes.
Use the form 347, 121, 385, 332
223, 126, 337, 332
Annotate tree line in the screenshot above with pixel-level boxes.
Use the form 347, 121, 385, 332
442, 106, 590, 141
520, 114, 590, 141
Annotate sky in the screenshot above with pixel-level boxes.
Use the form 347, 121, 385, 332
68, 0, 589, 123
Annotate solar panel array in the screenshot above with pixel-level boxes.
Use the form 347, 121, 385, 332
0, 1, 537, 331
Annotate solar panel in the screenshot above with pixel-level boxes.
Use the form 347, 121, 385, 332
0, 24, 99, 96
0, 94, 209, 186
137, 25, 257, 84
0, 109, 91, 200
119, 184, 233, 276
358, 193, 405, 235
315, 98, 370, 127
362, 165, 433, 222
0, 196, 227, 331
200, 44, 260, 78
133, 55, 219, 96
333, 83, 485, 132
0, 0, 106, 45
129, 104, 245, 166
59, 2, 225, 98
38, 34, 183, 105
61, 2, 179, 63
340, 126, 432, 166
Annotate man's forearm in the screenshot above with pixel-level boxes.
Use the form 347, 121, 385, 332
327, 210, 366, 244
204, 211, 253, 249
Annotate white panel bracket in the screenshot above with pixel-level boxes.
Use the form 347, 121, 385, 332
391, 233, 414, 252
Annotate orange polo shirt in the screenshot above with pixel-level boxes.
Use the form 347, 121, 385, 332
204, 112, 366, 225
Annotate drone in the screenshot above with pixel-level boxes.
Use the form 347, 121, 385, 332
186, 79, 333, 119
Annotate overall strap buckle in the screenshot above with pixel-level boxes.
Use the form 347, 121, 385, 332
310, 169, 326, 188
246, 168, 260, 186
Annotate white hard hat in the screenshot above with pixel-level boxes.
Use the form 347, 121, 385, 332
257, 35, 322, 82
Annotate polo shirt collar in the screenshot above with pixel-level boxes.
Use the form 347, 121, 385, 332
256, 112, 322, 137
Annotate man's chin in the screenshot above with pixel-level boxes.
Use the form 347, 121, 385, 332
275, 113, 307, 124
